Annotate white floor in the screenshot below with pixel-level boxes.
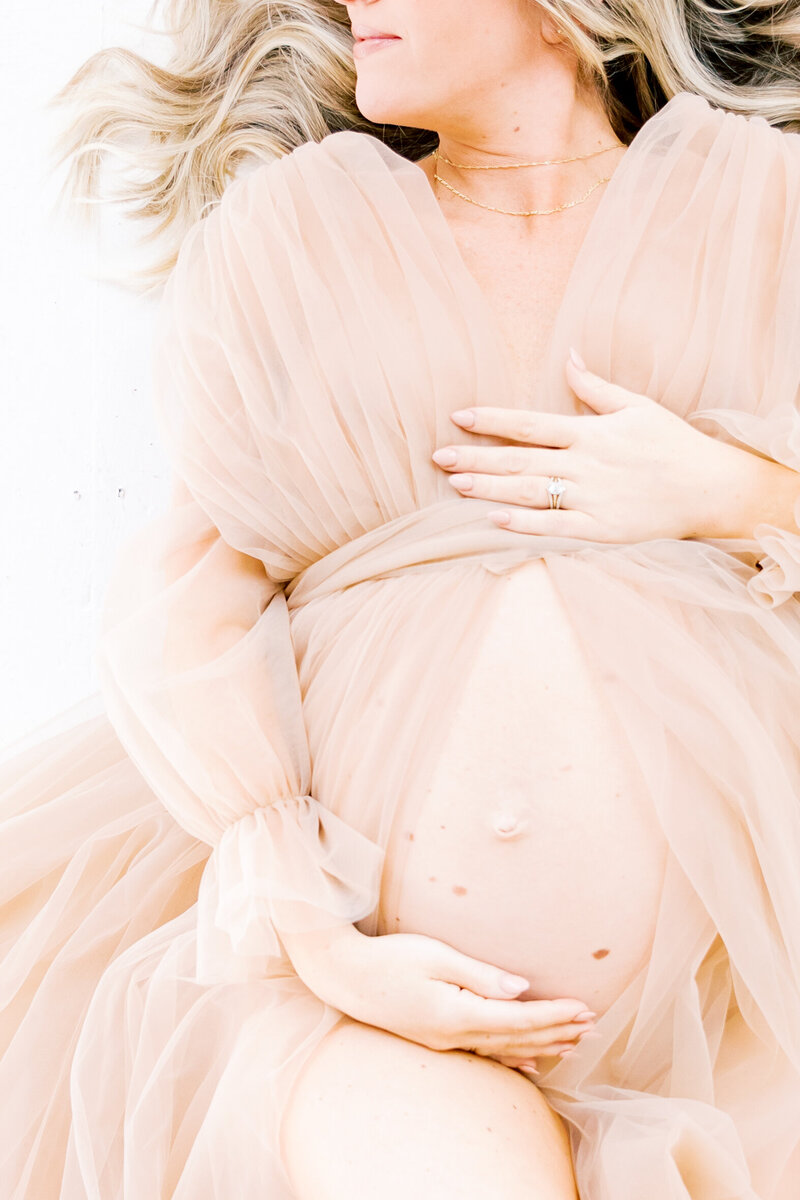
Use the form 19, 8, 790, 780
1, 1, 175, 753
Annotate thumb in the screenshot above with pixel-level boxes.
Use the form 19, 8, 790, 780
434, 945, 529, 999
566, 347, 649, 414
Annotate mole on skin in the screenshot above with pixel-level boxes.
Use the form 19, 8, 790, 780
593, 948, 611, 959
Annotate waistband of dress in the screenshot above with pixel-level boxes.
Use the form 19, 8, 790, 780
284, 496, 607, 610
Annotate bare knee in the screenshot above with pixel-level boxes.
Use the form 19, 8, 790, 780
280, 1016, 578, 1200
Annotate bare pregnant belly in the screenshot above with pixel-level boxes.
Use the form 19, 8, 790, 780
381, 559, 668, 1015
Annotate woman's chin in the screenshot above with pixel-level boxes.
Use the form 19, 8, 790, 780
354, 90, 429, 131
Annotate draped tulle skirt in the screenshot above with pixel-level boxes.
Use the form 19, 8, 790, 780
3, 505, 800, 1199
0, 700, 346, 1199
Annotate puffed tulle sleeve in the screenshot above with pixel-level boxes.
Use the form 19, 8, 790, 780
95, 159, 385, 985
681, 116, 800, 610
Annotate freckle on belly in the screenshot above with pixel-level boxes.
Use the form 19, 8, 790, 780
592, 948, 611, 959
452, 885, 468, 896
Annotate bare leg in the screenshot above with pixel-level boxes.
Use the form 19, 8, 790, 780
280, 1015, 579, 1200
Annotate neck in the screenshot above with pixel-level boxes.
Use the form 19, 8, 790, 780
429, 72, 625, 219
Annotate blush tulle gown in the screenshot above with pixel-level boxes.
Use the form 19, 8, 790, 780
3, 90, 800, 1198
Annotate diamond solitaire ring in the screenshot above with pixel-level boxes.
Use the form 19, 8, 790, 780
546, 477, 566, 510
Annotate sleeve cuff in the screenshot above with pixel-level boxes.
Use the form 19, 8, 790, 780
195, 795, 385, 984
746, 490, 800, 608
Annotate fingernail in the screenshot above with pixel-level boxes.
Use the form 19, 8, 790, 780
569, 346, 587, 372
500, 973, 529, 994
488, 511, 510, 526
431, 448, 457, 466
450, 409, 475, 427
519, 1065, 540, 1076
574, 1010, 596, 1021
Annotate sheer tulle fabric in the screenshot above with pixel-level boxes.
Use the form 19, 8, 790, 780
96, 481, 385, 984
2, 90, 800, 1196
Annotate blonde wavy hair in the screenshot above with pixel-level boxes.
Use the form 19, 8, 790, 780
50, 0, 800, 292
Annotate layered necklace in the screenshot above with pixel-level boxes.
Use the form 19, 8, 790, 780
431, 140, 626, 217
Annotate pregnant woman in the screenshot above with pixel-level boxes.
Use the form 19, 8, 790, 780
3, 0, 800, 1196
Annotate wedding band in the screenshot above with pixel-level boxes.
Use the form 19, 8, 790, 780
546, 476, 566, 509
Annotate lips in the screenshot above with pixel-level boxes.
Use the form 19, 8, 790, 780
352, 24, 399, 41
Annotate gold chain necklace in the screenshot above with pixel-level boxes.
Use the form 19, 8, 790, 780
432, 141, 625, 217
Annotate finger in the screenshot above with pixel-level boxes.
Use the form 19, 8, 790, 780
468, 1021, 596, 1054
448, 472, 580, 508
460, 1017, 597, 1046
486, 504, 599, 539
493, 1026, 600, 1056
565, 352, 651, 415
434, 444, 571, 477
452, 992, 592, 1034
495, 1056, 540, 1075
450, 406, 580, 447
428, 951, 532, 1001
469, 1035, 585, 1058
533, 1017, 597, 1040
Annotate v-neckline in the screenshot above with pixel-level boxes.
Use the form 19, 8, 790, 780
361, 93, 697, 406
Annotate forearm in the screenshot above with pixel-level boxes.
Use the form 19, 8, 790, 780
279, 921, 372, 1003
694, 441, 800, 540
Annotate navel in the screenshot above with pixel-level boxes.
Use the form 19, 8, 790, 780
490, 811, 529, 840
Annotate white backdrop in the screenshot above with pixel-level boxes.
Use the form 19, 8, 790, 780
1, 2, 175, 755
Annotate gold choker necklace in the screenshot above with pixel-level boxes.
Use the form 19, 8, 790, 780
432, 141, 626, 217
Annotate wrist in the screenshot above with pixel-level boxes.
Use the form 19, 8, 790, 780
689, 441, 789, 541
280, 921, 371, 998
